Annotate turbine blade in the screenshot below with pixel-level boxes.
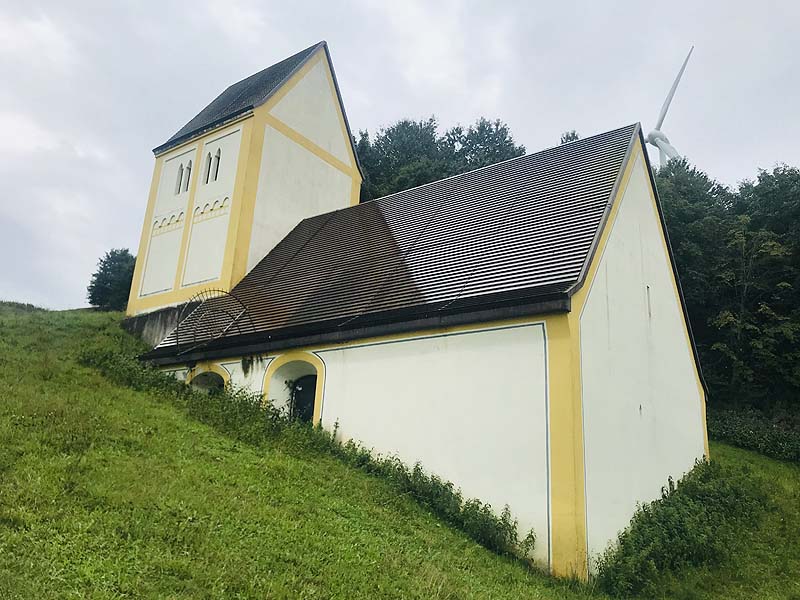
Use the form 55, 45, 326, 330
654, 137, 680, 162
659, 147, 667, 168
655, 46, 694, 130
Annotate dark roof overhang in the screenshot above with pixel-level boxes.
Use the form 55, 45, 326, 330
143, 289, 570, 366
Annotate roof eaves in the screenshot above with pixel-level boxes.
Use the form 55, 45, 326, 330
152, 107, 254, 156
142, 292, 571, 366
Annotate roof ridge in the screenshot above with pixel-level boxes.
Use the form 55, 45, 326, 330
302, 123, 640, 227
360, 123, 639, 205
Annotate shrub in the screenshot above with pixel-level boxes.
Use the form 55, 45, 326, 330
708, 407, 800, 462
78, 344, 535, 559
596, 459, 772, 597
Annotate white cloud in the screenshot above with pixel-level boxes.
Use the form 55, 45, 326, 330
369, 0, 468, 94
203, 0, 271, 46
0, 0, 798, 310
0, 111, 59, 155
0, 12, 79, 72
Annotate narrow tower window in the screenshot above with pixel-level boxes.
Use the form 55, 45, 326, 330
175, 164, 184, 195
213, 149, 221, 181
204, 152, 212, 184
184, 160, 192, 192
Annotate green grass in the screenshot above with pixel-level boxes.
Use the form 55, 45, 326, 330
0, 304, 596, 599
0, 303, 798, 599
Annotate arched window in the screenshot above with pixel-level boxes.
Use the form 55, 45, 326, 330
204, 152, 212, 184
175, 164, 184, 195
183, 160, 192, 192
212, 149, 221, 181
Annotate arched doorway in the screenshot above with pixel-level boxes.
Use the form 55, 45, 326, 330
263, 353, 325, 424
289, 374, 317, 422
189, 370, 225, 393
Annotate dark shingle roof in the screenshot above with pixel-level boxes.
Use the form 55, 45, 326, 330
149, 124, 639, 361
153, 42, 324, 155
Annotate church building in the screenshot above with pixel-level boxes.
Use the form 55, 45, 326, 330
127, 41, 709, 579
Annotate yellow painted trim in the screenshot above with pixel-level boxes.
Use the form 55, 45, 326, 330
350, 176, 362, 207
217, 119, 255, 290
263, 113, 357, 178
229, 110, 265, 287
127, 154, 164, 316
186, 362, 231, 386
548, 140, 640, 579
262, 351, 326, 425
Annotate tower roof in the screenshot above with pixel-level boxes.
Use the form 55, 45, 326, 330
153, 41, 359, 171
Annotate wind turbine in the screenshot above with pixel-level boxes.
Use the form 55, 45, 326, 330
646, 46, 693, 167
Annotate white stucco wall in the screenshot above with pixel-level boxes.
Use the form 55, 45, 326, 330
182, 127, 242, 286
140, 147, 195, 296
580, 154, 706, 565
269, 58, 352, 166
221, 357, 271, 392
247, 125, 352, 270
318, 323, 551, 565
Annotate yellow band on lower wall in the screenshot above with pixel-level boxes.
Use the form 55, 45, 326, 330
546, 314, 588, 578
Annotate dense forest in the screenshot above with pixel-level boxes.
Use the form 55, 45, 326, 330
356, 118, 800, 418
657, 161, 800, 416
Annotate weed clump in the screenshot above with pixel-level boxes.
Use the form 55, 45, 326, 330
596, 459, 772, 597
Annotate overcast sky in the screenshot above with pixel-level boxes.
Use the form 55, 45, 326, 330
1, 1, 798, 309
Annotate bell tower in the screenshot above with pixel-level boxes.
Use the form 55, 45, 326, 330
127, 41, 363, 319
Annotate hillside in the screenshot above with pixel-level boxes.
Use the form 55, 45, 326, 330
0, 303, 797, 599
0, 304, 595, 599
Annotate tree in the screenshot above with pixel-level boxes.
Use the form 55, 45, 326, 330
560, 130, 579, 144
357, 116, 525, 200
87, 248, 136, 311
657, 161, 800, 414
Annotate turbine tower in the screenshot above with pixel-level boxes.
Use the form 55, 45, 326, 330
646, 47, 693, 168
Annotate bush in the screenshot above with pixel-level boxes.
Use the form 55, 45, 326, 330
78, 344, 535, 559
596, 460, 772, 597
708, 407, 800, 462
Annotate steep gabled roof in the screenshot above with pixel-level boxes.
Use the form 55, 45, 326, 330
153, 41, 363, 176
147, 124, 640, 363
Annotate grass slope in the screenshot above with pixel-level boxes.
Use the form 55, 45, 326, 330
0, 303, 797, 599
0, 305, 593, 599
658, 442, 800, 600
